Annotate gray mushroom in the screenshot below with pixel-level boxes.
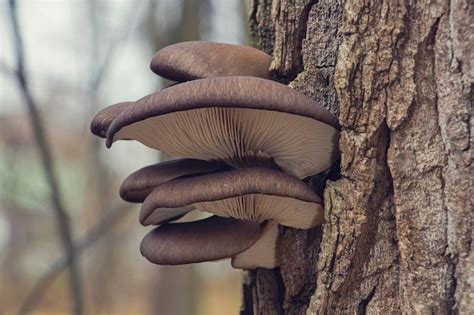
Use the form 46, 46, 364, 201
120, 158, 228, 203
90, 101, 133, 138
150, 41, 272, 82
92, 42, 271, 139
140, 215, 262, 265
231, 220, 280, 269
140, 167, 323, 229
106, 76, 339, 178
89, 41, 337, 271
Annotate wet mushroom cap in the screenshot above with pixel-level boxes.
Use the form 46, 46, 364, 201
150, 41, 272, 81
90, 102, 133, 138
231, 220, 280, 270
140, 167, 324, 229
140, 216, 262, 265
120, 158, 228, 203
106, 76, 340, 178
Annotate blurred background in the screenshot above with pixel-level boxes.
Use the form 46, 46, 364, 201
0, 0, 249, 314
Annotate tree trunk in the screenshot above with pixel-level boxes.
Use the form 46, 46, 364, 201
242, 1, 472, 314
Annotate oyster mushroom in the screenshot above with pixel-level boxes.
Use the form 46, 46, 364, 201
140, 167, 323, 229
90, 101, 133, 138
150, 41, 272, 81
92, 43, 271, 139
119, 158, 228, 203
106, 76, 339, 178
140, 216, 262, 265
89, 41, 338, 271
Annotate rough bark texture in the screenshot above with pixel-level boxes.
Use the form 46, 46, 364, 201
243, 1, 472, 314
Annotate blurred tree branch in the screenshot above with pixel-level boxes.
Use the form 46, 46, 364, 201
7, 1, 83, 314
88, 0, 141, 98
17, 204, 130, 315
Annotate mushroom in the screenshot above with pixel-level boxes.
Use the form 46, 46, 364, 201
119, 158, 228, 203
140, 167, 323, 229
90, 101, 133, 138
89, 41, 338, 271
150, 41, 272, 82
140, 215, 262, 265
106, 76, 339, 179
92, 42, 271, 138
231, 220, 280, 269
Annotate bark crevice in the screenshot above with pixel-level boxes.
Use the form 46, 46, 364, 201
245, 1, 472, 314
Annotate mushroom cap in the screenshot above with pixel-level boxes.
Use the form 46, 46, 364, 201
120, 158, 228, 203
140, 216, 262, 265
150, 41, 272, 82
90, 102, 133, 138
231, 220, 280, 269
140, 167, 324, 229
107, 76, 340, 178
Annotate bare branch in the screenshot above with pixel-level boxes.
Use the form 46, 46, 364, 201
89, 0, 144, 97
7, 1, 83, 314
17, 204, 130, 315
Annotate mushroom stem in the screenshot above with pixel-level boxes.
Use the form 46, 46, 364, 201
231, 220, 280, 269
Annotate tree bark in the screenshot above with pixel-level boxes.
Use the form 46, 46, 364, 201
243, 1, 472, 314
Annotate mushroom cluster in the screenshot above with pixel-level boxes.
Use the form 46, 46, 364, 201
90, 41, 339, 270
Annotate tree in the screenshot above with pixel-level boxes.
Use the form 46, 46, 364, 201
242, 1, 472, 314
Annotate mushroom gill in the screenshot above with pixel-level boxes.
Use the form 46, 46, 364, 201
89, 41, 338, 270
140, 167, 324, 229
107, 76, 339, 179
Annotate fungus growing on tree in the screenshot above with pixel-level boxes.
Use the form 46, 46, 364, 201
90, 41, 340, 270
150, 41, 272, 81
91, 42, 272, 138
140, 167, 323, 229
140, 216, 262, 265
119, 158, 227, 203
106, 76, 339, 179
90, 101, 133, 138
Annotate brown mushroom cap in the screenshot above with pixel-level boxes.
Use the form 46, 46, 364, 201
150, 41, 272, 82
231, 220, 280, 269
107, 76, 340, 178
120, 158, 228, 203
140, 216, 262, 265
140, 167, 324, 229
90, 102, 133, 138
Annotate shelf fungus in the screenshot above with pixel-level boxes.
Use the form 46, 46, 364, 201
106, 76, 339, 179
90, 101, 133, 138
91, 42, 272, 139
119, 158, 228, 203
90, 41, 339, 270
140, 167, 323, 229
150, 41, 272, 81
140, 216, 262, 265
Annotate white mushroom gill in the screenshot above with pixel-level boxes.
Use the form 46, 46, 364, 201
194, 194, 323, 229
232, 220, 280, 269
142, 205, 194, 225
113, 107, 338, 178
